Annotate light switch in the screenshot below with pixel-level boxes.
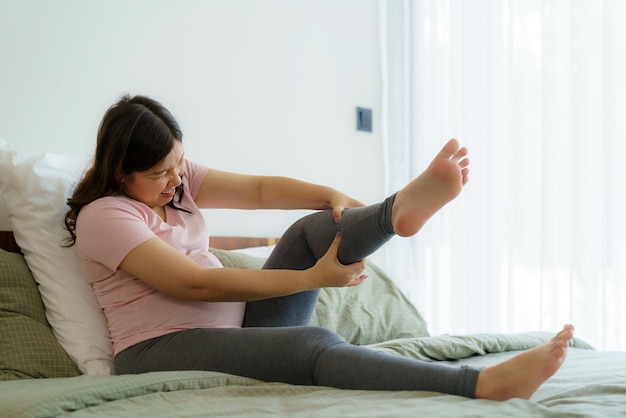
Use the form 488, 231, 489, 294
356, 107, 372, 132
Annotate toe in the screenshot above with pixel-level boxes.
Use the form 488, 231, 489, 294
438, 139, 460, 158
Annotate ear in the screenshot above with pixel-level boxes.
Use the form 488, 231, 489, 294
117, 170, 128, 184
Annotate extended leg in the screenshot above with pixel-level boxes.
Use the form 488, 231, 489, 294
114, 325, 478, 398
114, 324, 573, 401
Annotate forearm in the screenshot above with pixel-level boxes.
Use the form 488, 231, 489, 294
198, 169, 363, 213
185, 267, 318, 302
121, 235, 366, 303
255, 176, 341, 210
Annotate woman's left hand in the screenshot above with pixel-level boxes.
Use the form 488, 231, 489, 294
330, 192, 365, 223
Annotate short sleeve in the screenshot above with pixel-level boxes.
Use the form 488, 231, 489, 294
76, 198, 157, 273
183, 159, 209, 200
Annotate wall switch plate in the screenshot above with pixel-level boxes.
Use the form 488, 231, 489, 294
356, 107, 372, 132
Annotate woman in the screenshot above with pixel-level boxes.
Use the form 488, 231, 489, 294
64, 94, 574, 400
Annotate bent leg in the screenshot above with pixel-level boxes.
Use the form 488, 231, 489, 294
243, 139, 471, 327
243, 195, 396, 327
262, 194, 396, 269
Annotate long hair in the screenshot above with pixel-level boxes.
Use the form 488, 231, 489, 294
64, 95, 187, 246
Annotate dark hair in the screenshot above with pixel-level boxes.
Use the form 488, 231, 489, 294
64, 95, 188, 246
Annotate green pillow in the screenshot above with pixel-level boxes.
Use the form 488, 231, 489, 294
210, 248, 429, 345
0, 249, 81, 380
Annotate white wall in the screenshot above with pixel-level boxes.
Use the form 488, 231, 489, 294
0, 0, 383, 238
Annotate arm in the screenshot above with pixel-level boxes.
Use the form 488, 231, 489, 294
119, 233, 367, 302
194, 168, 365, 221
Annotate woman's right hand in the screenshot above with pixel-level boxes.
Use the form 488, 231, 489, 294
307, 233, 368, 288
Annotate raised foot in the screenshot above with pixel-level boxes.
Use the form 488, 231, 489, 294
475, 324, 575, 401
391, 138, 470, 237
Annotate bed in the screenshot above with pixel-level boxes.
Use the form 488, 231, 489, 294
2, 139, 626, 417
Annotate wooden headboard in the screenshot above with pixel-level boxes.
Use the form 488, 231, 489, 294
0, 231, 277, 253
208, 236, 278, 250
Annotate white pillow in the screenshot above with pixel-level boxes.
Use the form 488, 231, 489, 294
0, 139, 114, 375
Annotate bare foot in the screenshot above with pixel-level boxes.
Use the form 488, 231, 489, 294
475, 324, 575, 401
392, 138, 470, 237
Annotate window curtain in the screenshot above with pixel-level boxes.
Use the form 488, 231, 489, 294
380, 0, 626, 351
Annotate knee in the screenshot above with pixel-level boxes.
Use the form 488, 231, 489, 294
292, 326, 346, 350
285, 211, 336, 237
300, 326, 346, 350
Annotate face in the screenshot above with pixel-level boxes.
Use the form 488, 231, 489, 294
121, 141, 185, 209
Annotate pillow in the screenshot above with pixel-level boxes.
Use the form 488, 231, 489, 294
0, 249, 81, 380
210, 248, 429, 344
312, 261, 429, 344
0, 139, 114, 375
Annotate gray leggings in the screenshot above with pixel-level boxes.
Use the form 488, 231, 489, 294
115, 196, 480, 397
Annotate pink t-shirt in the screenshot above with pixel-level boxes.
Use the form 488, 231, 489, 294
76, 159, 245, 356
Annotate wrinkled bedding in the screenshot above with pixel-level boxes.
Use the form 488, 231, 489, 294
2, 332, 624, 418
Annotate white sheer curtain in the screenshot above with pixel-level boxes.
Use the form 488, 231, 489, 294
380, 0, 626, 351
